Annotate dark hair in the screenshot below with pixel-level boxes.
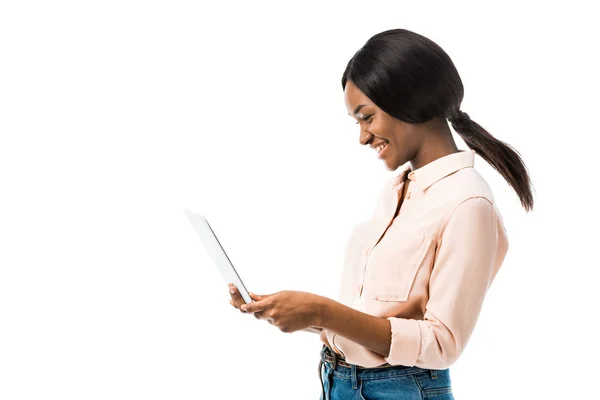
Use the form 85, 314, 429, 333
342, 29, 534, 212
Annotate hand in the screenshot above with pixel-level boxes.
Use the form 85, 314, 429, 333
240, 290, 324, 334
228, 283, 274, 314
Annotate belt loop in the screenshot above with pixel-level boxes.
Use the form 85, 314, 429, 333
430, 369, 437, 379
332, 349, 337, 370
319, 346, 333, 400
351, 364, 358, 389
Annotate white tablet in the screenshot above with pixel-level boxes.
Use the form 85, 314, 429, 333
184, 209, 253, 304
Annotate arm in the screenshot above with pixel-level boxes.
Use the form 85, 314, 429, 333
315, 298, 392, 357
315, 197, 508, 369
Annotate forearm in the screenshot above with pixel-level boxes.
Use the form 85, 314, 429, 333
314, 296, 391, 358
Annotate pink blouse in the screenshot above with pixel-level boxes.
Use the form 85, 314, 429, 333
324, 149, 509, 369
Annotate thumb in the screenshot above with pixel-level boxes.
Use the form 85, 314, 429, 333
249, 292, 274, 301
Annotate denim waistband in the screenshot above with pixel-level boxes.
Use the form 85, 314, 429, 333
318, 344, 450, 400
319, 344, 433, 380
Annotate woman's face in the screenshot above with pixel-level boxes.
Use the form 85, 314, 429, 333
344, 80, 420, 171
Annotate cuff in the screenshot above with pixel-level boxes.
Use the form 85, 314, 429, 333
325, 330, 340, 353
383, 317, 421, 366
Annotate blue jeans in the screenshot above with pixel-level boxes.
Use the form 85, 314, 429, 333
319, 345, 454, 400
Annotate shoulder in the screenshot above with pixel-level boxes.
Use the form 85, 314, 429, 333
429, 166, 496, 204
429, 167, 507, 238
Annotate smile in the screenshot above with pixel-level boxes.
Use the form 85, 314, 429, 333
375, 143, 388, 158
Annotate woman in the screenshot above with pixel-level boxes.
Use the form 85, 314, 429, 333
229, 28, 534, 400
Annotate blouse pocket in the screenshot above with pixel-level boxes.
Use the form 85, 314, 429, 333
366, 234, 434, 302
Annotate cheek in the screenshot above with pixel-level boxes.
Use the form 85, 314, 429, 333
369, 120, 388, 138
386, 125, 410, 156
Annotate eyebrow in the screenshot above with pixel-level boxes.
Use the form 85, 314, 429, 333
348, 104, 367, 117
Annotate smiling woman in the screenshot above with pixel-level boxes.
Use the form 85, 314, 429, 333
313, 28, 535, 400
227, 27, 534, 400
340, 29, 533, 212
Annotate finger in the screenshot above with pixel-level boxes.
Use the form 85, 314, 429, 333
228, 284, 247, 313
229, 299, 239, 309
249, 291, 277, 300
230, 295, 245, 312
228, 283, 246, 304
253, 310, 266, 320
241, 298, 269, 313
249, 292, 266, 301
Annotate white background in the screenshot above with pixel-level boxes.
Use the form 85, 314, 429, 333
1, 1, 598, 399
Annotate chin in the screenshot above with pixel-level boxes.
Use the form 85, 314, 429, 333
383, 159, 398, 171
381, 155, 398, 170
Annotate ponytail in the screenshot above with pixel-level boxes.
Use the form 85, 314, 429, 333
340, 28, 535, 211
447, 109, 535, 212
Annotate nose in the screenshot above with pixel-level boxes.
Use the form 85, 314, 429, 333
359, 127, 373, 146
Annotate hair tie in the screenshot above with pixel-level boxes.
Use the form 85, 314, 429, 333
448, 109, 470, 123
448, 109, 471, 130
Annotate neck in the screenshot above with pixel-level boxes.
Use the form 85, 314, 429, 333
410, 118, 460, 171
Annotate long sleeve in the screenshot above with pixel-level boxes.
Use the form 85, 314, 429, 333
383, 196, 509, 369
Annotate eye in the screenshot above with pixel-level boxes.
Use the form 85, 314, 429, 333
355, 114, 373, 124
